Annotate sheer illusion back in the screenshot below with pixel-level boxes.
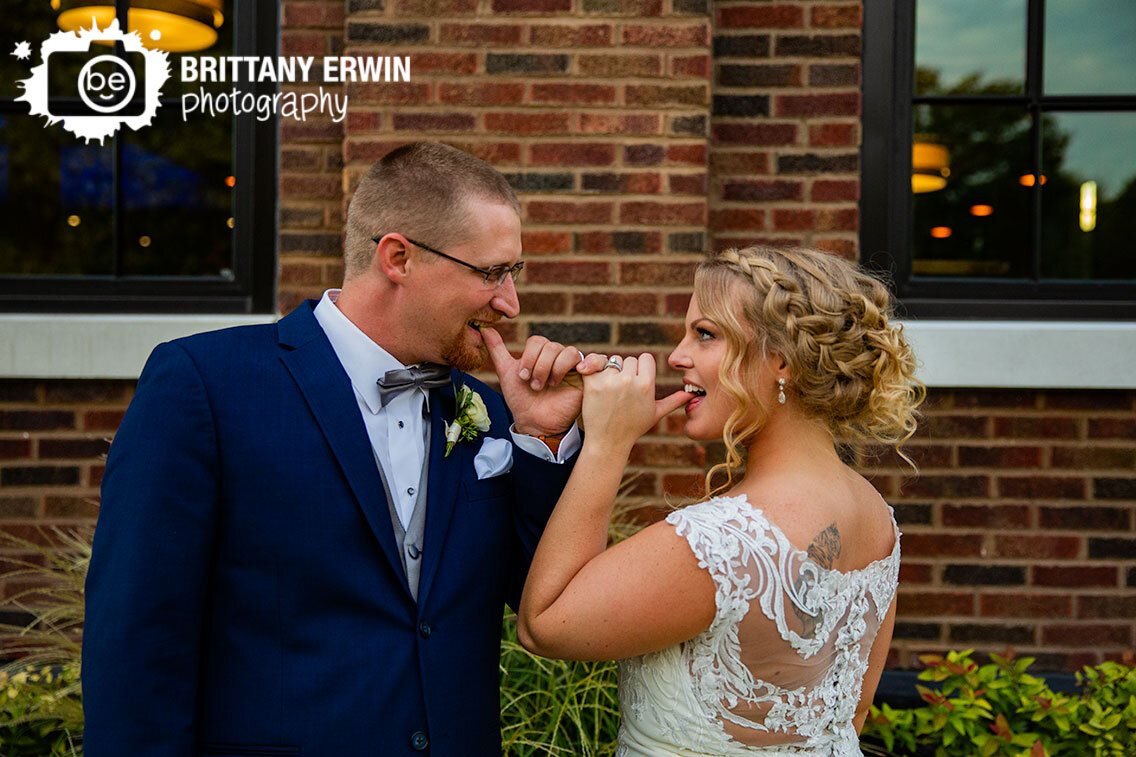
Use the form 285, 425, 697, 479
617, 494, 900, 756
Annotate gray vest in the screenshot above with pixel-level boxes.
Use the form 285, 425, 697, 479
373, 421, 430, 602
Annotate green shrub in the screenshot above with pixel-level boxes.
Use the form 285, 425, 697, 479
862, 649, 1136, 757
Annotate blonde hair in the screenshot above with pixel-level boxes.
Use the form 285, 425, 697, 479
695, 246, 925, 497
343, 142, 520, 279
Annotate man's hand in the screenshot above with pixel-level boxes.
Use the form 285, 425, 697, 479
482, 327, 589, 437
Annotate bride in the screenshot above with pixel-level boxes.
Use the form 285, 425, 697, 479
517, 246, 924, 755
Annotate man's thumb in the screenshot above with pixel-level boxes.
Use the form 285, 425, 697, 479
480, 326, 515, 376
654, 390, 693, 423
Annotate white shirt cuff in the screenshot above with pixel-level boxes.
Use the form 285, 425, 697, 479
509, 422, 581, 463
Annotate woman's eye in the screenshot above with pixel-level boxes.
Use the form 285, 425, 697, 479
696, 328, 714, 341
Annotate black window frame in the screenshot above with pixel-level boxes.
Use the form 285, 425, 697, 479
0, 0, 278, 314
861, 0, 1136, 320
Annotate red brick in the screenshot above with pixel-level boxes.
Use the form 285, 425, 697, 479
620, 262, 699, 286
859, 444, 951, 469
576, 231, 663, 254
345, 111, 381, 133
280, 262, 323, 285
993, 416, 1080, 438
439, 82, 525, 105
448, 141, 522, 164
664, 294, 691, 315
669, 174, 707, 195
710, 209, 766, 231
809, 123, 858, 147
0, 411, 74, 431
722, 179, 803, 202
281, 31, 327, 56
899, 475, 990, 498
407, 52, 477, 74
979, 593, 1073, 618
492, 0, 569, 11
1032, 566, 1118, 588
530, 143, 616, 166
772, 208, 814, 232
345, 82, 431, 105
902, 534, 985, 558
1041, 624, 1132, 646
582, 172, 663, 194
392, 113, 476, 132
578, 114, 660, 134
282, 2, 344, 29
521, 231, 573, 254
345, 140, 409, 163
958, 445, 1043, 468
898, 592, 974, 616
920, 414, 990, 439
43, 495, 99, 518
811, 179, 859, 202
517, 292, 568, 315
955, 389, 1041, 409
573, 292, 657, 316
0, 439, 32, 459
532, 83, 617, 105
1051, 447, 1136, 469
1039, 506, 1130, 530
1043, 391, 1132, 411
814, 238, 857, 259
525, 201, 613, 224
578, 54, 662, 78
393, 0, 474, 12
811, 4, 862, 29
671, 55, 711, 78
529, 24, 612, 46
994, 535, 1081, 559
899, 563, 933, 584
89, 465, 104, 486
624, 85, 709, 108
942, 505, 1031, 529
713, 123, 797, 146
1077, 595, 1136, 619
999, 476, 1086, 499
776, 93, 860, 118
439, 23, 523, 45
281, 176, 340, 200
282, 121, 345, 143
717, 5, 804, 28
1088, 418, 1136, 439
484, 112, 571, 135
524, 262, 610, 285
628, 442, 705, 467
619, 201, 706, 226
622, 24, 708, 47
816, 208, 858, 232
663, 474, 704, 497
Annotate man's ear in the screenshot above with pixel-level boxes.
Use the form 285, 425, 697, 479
375, 233, 411, 283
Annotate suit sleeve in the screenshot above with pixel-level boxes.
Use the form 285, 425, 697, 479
82, 342, 220, 757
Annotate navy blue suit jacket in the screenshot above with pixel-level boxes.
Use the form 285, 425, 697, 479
82, 301, 573, 757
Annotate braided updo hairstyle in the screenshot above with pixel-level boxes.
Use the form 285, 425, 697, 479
696, 246, 924, 496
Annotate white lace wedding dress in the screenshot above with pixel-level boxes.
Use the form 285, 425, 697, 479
616, 494, 900, 756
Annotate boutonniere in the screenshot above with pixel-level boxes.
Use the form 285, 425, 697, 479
444, 384, 491, 457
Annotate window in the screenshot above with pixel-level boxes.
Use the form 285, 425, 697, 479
862, 0, 1136, 318
0, 1, 277, 313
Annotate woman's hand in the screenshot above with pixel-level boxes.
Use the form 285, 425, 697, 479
580, 353, 693, 454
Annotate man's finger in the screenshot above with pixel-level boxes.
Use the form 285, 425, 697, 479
654, 389, 694, 423
516, 335, 549, 381
480, 327, 515, 379
548, 345, 584, 387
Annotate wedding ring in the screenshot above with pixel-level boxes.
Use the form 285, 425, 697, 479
604, 356, 623, 372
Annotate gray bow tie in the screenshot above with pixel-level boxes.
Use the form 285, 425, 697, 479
376, 363, 451, 408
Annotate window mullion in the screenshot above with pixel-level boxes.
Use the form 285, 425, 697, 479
1027, 0, 1045, 283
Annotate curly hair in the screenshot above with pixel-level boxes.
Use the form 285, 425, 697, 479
694, 246, 925, 497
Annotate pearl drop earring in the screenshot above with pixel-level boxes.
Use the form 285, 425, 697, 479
777, 377, 786, 405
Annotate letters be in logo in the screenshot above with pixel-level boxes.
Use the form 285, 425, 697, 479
17, 17, 170, 143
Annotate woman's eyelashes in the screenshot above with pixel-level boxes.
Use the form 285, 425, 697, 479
696, 327, 715, 341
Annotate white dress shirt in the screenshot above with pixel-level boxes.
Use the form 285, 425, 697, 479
312, 290, 579, 528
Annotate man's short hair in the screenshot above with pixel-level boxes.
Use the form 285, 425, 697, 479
343, 142, 520, 279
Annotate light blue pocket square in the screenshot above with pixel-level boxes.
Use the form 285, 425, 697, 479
474, 437, 513, 479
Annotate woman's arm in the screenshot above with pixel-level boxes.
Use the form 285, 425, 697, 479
517, 354, 714, 660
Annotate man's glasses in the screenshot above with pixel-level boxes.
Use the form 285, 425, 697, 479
373, 234, 524, 289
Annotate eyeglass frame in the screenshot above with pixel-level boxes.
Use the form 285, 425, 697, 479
372, 233, 524, 289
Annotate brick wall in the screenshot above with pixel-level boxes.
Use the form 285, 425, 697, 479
2, 0, 1134, 671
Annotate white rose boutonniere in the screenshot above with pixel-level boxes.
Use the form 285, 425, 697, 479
444, 384, 491, 457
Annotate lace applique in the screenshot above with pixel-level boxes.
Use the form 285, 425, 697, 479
638, 494, 901, 752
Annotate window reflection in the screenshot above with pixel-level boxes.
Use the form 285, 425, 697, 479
1045, 0, 1136, 95
915, 0, 1026, 95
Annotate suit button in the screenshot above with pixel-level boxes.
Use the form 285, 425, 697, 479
407, 543, 421, 560
410, 731, 429, 751
418, 621, 432, 639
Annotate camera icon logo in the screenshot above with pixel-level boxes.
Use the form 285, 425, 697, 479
17, 17, 170, 143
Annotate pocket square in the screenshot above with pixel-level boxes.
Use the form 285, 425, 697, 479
474, 437, 513, 479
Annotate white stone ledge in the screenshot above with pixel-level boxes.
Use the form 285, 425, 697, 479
0, 315, 1133, 388
0, 314, 277, 379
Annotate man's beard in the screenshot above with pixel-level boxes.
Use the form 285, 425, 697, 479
441, 321, 488, 372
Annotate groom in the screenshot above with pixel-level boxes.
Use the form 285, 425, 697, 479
82, 142, 589, 756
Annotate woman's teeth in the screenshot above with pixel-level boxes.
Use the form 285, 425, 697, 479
684, 384, 706, 396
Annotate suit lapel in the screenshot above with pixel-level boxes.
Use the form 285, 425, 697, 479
416, 376, 465, 608
277, 304, 412, 599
